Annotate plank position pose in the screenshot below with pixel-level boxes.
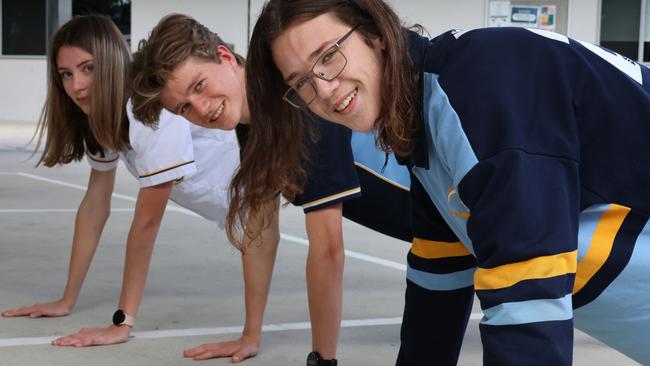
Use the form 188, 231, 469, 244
4, 13, 414, 365
128, 14, 414, 364
238, 0, 650, 365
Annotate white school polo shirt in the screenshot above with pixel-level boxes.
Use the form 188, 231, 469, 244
86, 101, 240, 229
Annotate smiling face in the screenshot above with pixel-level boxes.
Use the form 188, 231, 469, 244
160, 46, 248, 130
271, 12, 385, 132
56, 45, 94, 115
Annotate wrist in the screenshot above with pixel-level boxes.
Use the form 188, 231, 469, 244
59, 297, 76, 310
110, 323, 132, 335
112, 309, 135, 328
242, 327, 262, 342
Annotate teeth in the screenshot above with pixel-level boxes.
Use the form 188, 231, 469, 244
211, 102, 224, 121
335, 89, 357, 112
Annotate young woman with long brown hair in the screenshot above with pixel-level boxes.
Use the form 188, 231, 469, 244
242, 1, 650, 365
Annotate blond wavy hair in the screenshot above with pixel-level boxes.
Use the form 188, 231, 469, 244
130, 13, 244, 126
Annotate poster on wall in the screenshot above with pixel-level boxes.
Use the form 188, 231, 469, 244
510, 6, 539, 28
539, 5, 556, 31
488, 1, 511, 27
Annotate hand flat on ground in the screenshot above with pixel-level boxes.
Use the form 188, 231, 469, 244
183, 335, 259, 362
51, 325, 130, 347
2, 300, 72, 318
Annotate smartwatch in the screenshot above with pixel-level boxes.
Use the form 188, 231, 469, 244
112, 309, 135, 327
307, 351, 337, 366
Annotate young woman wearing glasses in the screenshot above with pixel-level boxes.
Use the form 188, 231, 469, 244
239, 1, 650, 365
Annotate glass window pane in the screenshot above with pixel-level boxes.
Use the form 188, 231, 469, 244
643, 0, 650, 62
600, 0, 641, 60
2, 0, 46, 56
73, 0, 131, 43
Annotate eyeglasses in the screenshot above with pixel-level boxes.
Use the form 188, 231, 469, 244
282, 25, 359, 109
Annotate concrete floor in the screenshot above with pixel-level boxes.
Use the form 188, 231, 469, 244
0, 149, 640, 366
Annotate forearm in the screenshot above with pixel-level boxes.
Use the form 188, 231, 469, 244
62, 205, 110, 307
306, 249, 344, 359
241, 197, 280, 340
305, 204, 345, 360
62, 183, 113, 307
116, 182, 172, 319
117, 222, 161, 317
241, 241, 278, 339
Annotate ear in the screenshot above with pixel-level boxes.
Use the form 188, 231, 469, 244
216, 44, 237, 65
364, 35, 386, 52
371, 35, 385, 51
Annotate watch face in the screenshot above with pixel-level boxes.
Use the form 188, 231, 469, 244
306, 352, 319, 366
112, 310, 125, 325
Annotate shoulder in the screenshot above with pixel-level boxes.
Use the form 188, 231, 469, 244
126, 100, 192, 151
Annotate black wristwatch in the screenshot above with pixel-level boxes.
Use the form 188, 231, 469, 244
112, 309, 134, 327
307, 351, 337, 366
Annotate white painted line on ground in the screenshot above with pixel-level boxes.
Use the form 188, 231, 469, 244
0, 208, 135, 213
280, 233, 407, 271
0, 336, 57, 347
0, 314, 483, 347
14, 172, 406, 271
14, 172, 199, 216
16, 172, 113, 195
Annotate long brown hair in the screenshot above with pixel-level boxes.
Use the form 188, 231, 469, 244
33, 15, 131, 167
227, 0, 419, 245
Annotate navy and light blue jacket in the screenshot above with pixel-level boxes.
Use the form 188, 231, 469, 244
296, 119, 413, 242
237, 120, 413, 242
401, 28, 650, 365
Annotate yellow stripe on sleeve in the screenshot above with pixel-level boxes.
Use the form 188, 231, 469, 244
573, 204, 630, 294
410, 237, 471, 259
474, 250, 578, 291
301, 187, 362, 209
139, 160, 194, 178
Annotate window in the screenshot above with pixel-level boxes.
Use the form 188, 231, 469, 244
0, 0, 131, 56
73, 0, 130, 43
600, 0, 648, 63
1, 0, 47, 56
641, 0, 650, 62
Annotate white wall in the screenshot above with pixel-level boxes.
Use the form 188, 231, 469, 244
0, 58, 47, 123
647, 0, 650, 40
248, 0, 600, 44
250, 0, 267, 38
248, 0, 487, 40
0, 0, 610, 124
390, 0, 487, 36
131, 0, 249, 55
568, 0, 600, 44
392, 0, 599, 44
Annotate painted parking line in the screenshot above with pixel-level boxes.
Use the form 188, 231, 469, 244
14, 172, 199, 216
0, 209, 135, 213
11, 172, 407, 271
0, 314, 483, 347
280, 233, 406, 271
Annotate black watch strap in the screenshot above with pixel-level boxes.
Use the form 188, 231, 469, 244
307, 351, 337, 366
